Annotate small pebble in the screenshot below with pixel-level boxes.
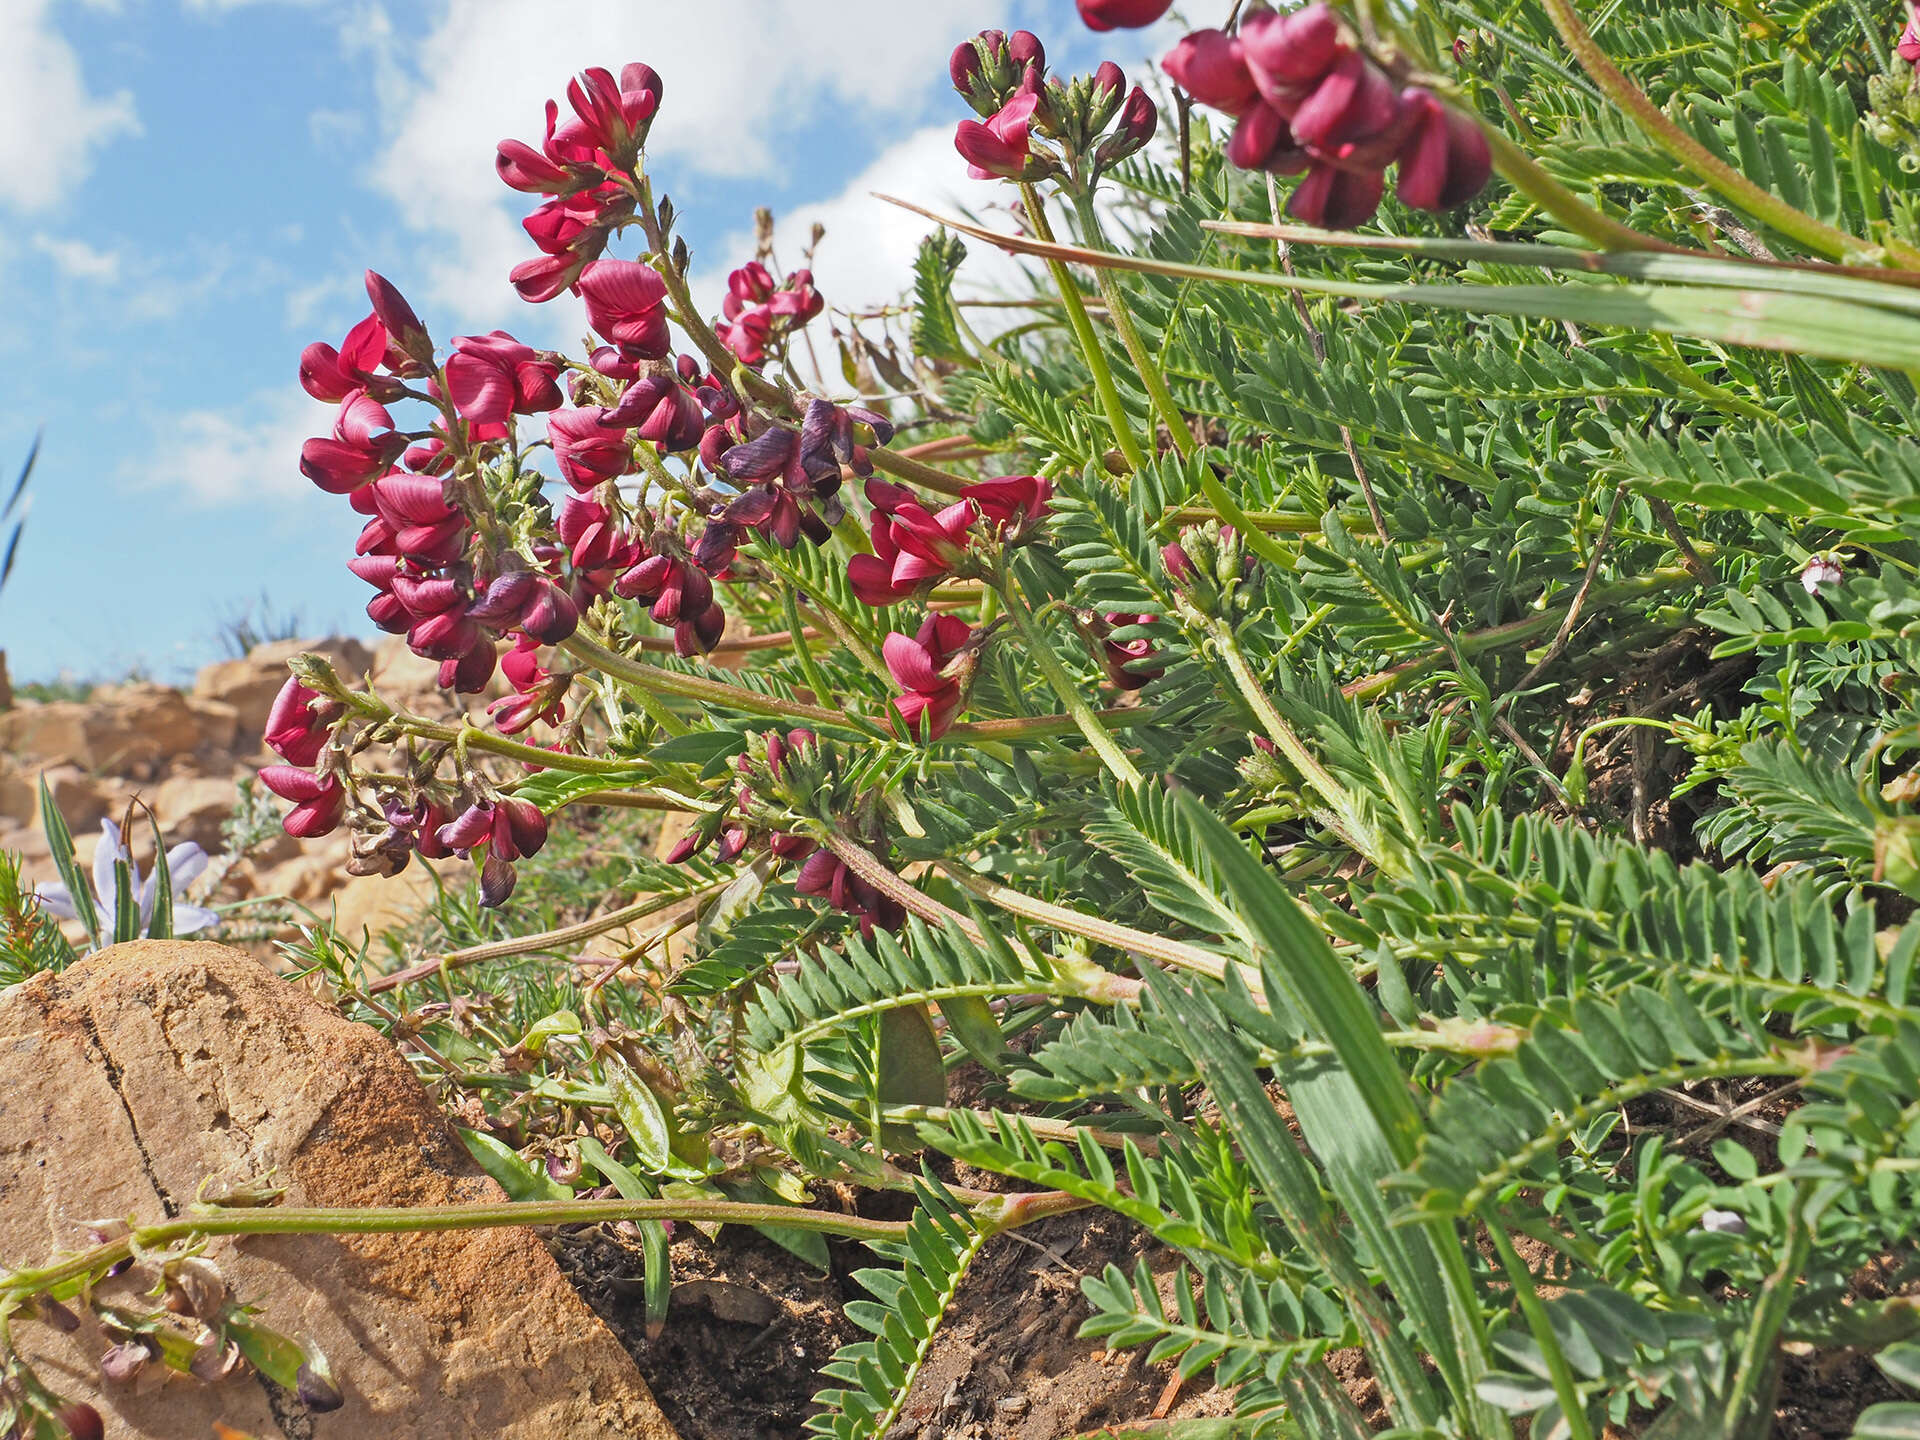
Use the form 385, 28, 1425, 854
996, 1395, 1030, 1416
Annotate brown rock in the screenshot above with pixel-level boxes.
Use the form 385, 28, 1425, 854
0, 758, 33, 825
151, 773, 241, 850
195, 636, 375, 736
0, 700, 96, 766
185, 696, 241, 755
369, 636, 445, 701
327, 860, 449, 942
0, 941, 680, 1439
84, 684, 206, 770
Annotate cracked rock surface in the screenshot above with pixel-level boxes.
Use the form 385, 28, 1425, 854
0, 940, 680, 1439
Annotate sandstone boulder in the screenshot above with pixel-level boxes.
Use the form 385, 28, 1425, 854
194, 637, 375, 737
151, 773, 242, 851
0, 941, 679, 1439
0, 700, 96, 766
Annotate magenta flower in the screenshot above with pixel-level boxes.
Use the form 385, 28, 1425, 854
263, 677, 336, 767
299, 391, 407, 495
510, 251, 587, 304
1287, 51, 1403, 153
445, 331, 562, 437
559, 62, 663, 167
259, 765, 346, 838
298, 313, 389, 403
1240, 3, 1346, 105
1100, 612, 1165, 691
548, 406, 635, 490
366, 270, 432, 365
883, 613, 973, 741
607, 374, 704, 451
1077, 0, 1172, 28
578, 259, 671, 358
1903, 5, 1920, 61
1162, 30, 1259, 116
955, 91, 1042, 181
1393, 89, 1491, 212
793, 850, 906, 936
1287, 160, 1386, 228
1227, 104, 1308, 173
962, 474, 1052, 535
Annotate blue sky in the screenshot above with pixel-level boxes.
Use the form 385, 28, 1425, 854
0, 0, 1166, 685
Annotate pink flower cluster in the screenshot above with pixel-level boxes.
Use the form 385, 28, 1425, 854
846, 473, 1050, 740
1162, 3, 1490, 227
496, 64, 662, 301
951, 35, 1159, 183
715, 260, 824, 367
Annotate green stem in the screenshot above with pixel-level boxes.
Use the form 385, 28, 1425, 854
372, 709, 643, 778
6, 1199, 911, 1301
1538, 0, 1876, 264
1210, 621, 1389, 870
1482, 1215, 1596, 1440
365, 881, 730, 994
994, 570, 1143, 784
562, 632, 885, 737
1342, 562, 1706, 700
1726, 1184, 1815, 1434
1481, 126, 1674, 254
1019, 183, 1148, 471
1070, 189, 1190, 457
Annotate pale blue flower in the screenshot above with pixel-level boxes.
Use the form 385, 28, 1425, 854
35, 819, 221, 938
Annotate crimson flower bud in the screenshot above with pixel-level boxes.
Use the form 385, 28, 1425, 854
467, 568, 540, 626
438, 641, 498, 694
56, 1403, 104, 1440
479, 854, 518, 908
1161, 540, 1195, 582
518, 579, 580, 645
366, 270, 432, 364
497, 797, 549, 859
1077, 0, 1172, 29
1095, 86, 1158, 169
1393, 87, 1492, 212
1162, 30, 1259, 116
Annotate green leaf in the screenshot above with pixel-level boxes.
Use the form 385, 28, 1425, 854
1854, 1404, 1920, 1438
110, 856, 139, 946
457, 1127, 572, 1201
1878, 1343, 1920, 1392
39, 778, 100, 948
579, 1136, 672, 1340
877, 1003, 948, 1151
143, 813, 173, 941
609, 1061, 675, 1175
518, 1008, 582, 1057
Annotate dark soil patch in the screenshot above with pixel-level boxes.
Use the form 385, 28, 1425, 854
555, 1202, 1232, 1440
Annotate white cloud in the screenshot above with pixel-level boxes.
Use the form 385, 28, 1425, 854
32, 231, 120, 280
0, 0, 139, 212
360, 0, 1044, 326
138, 386, 327, 506
691, 122, 1051, 385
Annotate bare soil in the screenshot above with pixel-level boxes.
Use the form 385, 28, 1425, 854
557, 1203, 1233, 1440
